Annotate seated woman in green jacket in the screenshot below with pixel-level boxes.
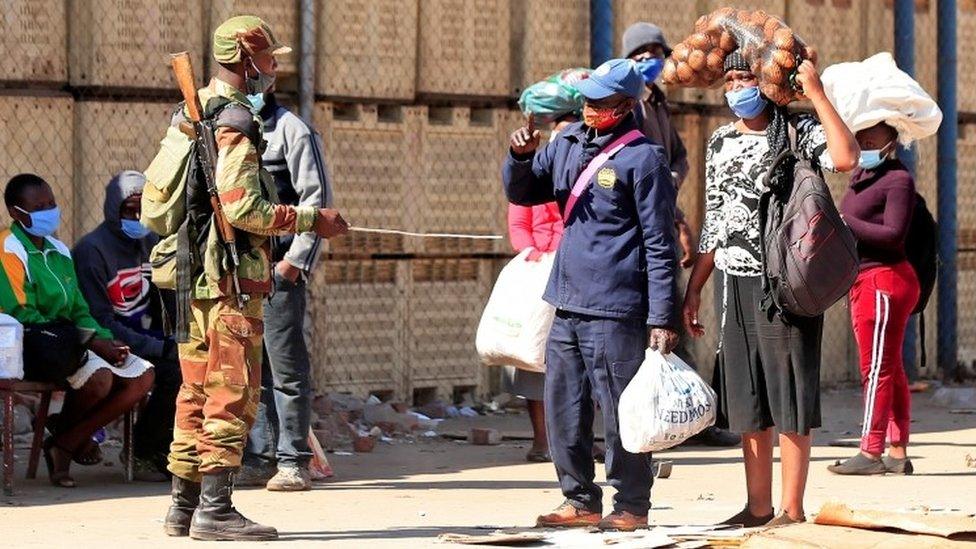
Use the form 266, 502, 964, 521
0, 173, 155, 488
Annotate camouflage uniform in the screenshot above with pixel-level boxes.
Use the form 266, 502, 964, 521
167, 31, 316, 481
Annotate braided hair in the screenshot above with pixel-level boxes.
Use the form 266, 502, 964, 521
724, 50, 792, 191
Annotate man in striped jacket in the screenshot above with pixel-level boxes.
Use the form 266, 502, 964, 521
238, 92, 334, 492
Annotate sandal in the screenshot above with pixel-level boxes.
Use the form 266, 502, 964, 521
73, 439, 103, 466
525, 448, 551, 463
46, 416, 102, 466
43, 438, 76, 488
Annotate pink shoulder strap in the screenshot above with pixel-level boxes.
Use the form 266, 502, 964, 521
563, 129, 644, 221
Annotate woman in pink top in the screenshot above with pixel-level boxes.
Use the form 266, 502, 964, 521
506, 202, 563, 462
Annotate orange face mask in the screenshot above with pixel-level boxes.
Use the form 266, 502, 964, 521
583, 104, 626, 130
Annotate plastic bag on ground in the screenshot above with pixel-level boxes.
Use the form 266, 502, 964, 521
476, 249, 556, 373
821, 52, 943, 145
618, 349, 717, 453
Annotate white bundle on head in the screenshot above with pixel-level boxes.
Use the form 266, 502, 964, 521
822, 52, 943, 145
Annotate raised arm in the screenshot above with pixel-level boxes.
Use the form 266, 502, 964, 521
502, 114, 557, 206
796, 60, 860, 172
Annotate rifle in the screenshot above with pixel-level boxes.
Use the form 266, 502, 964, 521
170, 51, 247, 309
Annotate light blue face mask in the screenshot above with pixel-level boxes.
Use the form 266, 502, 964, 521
15, 205, 61, 238
858, 142, 895, 170
246, 93, 265, 114
636, 58, 664, 84
121, 218, 151, 240
725, 86, 768, 120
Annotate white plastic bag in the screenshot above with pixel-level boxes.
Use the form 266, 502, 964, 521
618, 349, 717, 453
476, 249, 556, 373
821, 52, 942, 145
0, 313, 24, 380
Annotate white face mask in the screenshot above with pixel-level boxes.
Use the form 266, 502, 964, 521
245, 58, 276, 95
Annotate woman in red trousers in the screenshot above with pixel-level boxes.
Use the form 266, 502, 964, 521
830, 122, 920, 475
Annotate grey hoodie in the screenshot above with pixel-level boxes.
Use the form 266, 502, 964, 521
73, 170, 168, 358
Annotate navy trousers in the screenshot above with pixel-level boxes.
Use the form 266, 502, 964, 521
545, 310, 653, 516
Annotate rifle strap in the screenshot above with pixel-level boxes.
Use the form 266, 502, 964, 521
174, 219, 193, 343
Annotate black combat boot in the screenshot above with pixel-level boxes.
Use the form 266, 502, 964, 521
188, 469, 278, 541
164, 475, 200, 536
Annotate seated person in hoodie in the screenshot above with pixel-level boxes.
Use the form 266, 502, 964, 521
0, 173, 154, 488
73, 170, 181, 482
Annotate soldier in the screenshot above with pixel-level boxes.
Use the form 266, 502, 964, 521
238, 92, 333, 491
161, 16, 348, 541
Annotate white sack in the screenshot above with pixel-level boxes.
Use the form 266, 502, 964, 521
618, 350, 717, 453
822, 52, 942, 145
476, 249, 556, 373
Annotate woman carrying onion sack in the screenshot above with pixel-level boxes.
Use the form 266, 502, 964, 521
682, 51, 859, 527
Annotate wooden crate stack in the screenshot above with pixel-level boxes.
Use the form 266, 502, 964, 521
510, 0, 591, 96
958, 253, 976, 368
73, 101, 176, 238
404, 259, 494, 400
307, 259, 409, 399
317, 0, 419, 101
68, 0, 206, 90
313, 102, 422, 256
416, 0, 511, 99
0, 96, 74, 239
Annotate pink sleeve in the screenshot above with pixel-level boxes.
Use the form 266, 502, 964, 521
507, 204, 535, 252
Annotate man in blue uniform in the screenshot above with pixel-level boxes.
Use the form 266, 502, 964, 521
503, 58, 679, 532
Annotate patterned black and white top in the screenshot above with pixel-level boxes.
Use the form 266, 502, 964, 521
698, 114, 835, 277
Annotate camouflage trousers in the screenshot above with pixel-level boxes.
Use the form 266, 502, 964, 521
167, 297, 264, 482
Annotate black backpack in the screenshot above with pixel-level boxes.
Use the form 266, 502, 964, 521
905, 194, 938, 315
758, 126, 860, 318
904, 193, 938, 369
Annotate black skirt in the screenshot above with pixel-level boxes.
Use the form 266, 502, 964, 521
713, 274, 823, 435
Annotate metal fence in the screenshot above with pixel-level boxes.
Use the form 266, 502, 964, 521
0, 0, 971, 404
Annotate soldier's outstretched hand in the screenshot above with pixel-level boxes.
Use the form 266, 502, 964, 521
314, 208, 350, 239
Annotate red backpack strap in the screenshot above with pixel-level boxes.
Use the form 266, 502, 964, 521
563, 129, 644, 221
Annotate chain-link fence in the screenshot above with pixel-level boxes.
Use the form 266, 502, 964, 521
0, 0, 971, 404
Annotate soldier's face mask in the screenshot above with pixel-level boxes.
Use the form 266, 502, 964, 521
245, 57, 276, 96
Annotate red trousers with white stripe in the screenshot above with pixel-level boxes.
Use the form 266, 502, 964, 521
849, 261, 920, 455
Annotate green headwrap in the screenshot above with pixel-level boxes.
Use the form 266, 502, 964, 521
518, 68, 591, 124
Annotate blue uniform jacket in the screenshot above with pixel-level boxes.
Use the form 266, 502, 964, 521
502, 117, 678, 328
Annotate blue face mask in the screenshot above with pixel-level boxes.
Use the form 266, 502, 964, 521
725, 86, 768, 120
636, 58, 664, 84
246, 93, 265, 114
858, 142, 894, 170
15, 205, 61, 238
121, 218, 151, 240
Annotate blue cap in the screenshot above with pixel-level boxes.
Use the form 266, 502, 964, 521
575, 58, 645, 101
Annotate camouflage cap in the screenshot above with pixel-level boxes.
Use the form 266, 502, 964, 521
212, 15, 292, 64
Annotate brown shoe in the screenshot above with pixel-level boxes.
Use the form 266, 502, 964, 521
535, 501, 601, 528
598, 510, 648, 532
764, 511, 805, 528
